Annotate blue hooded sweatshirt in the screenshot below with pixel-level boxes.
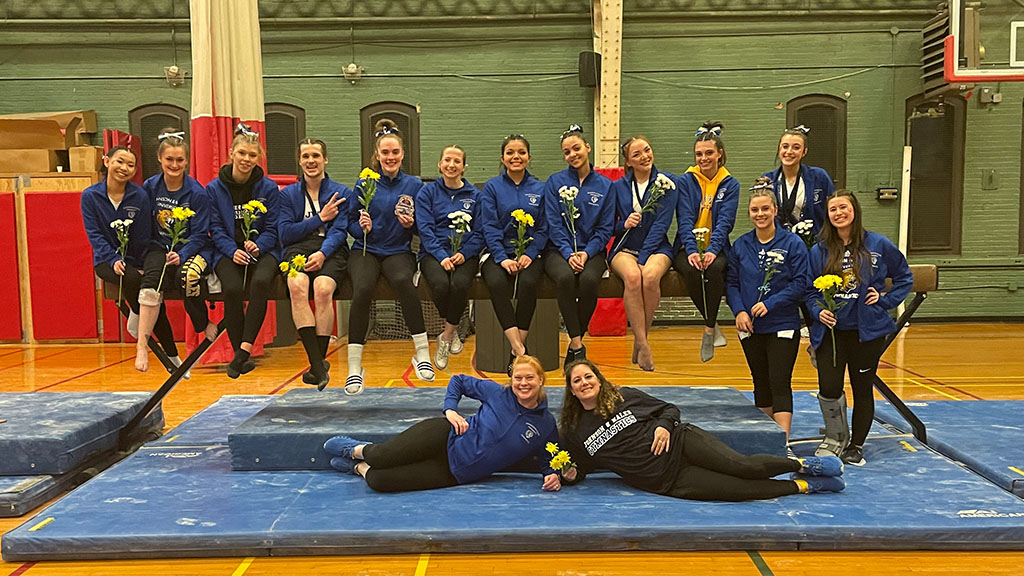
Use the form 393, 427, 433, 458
544, 165, 614, 260
206, 165, 282, 265
442, 374, 558, 484
673, 166, 740, 258
415, 178, 484, 262
609, 167, 677, 264
479, 170, 548, 262
143, 173, 209, 264
761, 165, 834, 236
279, 175, 352, 259
806, 231, 913, 348
347, 170, 423, 257
726, 228, 810, 334
81, 180, 153, 268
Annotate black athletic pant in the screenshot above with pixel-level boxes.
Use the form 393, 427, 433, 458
816, 330, 886, 447
480, 255, 543, 331
95, 263, 177, 356
673, 252, 726, 328
215, 256, 277, 351
362, 417, 459, 493
740, 332, 799, 413
419, 255, 479, 326
140, 249, 209, 333
543, 251, 606, 339
667, 424, 800, 501
347, 251, 425, 345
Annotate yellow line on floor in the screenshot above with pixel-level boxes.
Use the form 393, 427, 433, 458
164, 435, 179, 443
1009, 466, 1024, 477
906, 378, 961, 401
231, 557, 255, 576
414, 553, 430, 576
384, 379, 395, 388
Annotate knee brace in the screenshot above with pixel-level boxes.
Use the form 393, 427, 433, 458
138, 288, 162, 307
180, 255, 208, 298
815, 394, 850, 457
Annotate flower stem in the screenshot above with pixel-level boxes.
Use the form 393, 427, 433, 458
700, 269, 707, 321
362, 231, 367, 256
156, 262, 168, 293
830, 327, 837, 367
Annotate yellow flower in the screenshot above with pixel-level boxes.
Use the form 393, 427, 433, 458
512, 209, 526, 222
245, 200, 267, 213
525, 214, 535, 227
291, 254, 307, 269
813, 274, 843, 291
288, 268, 299, 278
550, 451, 570, 470
545, 442, 559, 455
360, 167, 381, 181
171, 206, 194, 220
279, 262, 289, 272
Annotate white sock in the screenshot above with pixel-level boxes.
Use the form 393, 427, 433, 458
126, 311, 139, 338
412, 332, 430, 363
348, 343, 364, 377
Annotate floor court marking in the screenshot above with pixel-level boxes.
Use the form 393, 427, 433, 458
414, 553, 430, 576
6, 563, 35, 576
747, 550, 775, 576
905, 378, 963, 401
0, 348, 73, 372
400, 364, 417, 388
878, 359, 983, 400
33, 357, 133, 392
268, 345, 343, 395
230, 557, 255, 576
0, 348, 26, 359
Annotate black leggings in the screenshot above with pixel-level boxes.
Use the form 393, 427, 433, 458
140, 249, 209, 333
667, 425, 800, 501
347, 251, 425, 345
215, 256, 277, 351
817, 330, 886, 447
419, 255, 479, 326
543, 251, 607, 339
480, 255, 543, 331
94, 263, 177, 356
362, 417, 459, 493
673, 252, 726, 328
740, 332, 799, 413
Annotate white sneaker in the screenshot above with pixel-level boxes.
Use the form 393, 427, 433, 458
450, 334, 464, 355
413, 357, 435, 382
434, 335, 451, 370
126, 311, 139, 338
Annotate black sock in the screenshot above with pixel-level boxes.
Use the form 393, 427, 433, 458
317, 335, 330, 359
231, 348, 251, 367
298, 327, 325, 376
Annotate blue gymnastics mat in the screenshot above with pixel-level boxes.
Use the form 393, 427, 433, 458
874, 400, 1024, 497
229, 386, 787, 471
4, 393, 1024, 560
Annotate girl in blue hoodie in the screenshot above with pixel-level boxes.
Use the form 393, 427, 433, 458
415, 145, 483, 371
608, 136, 677, 372
673, 122, 740, 363
807, 190, 912, 466
345, 119, 432, 394
81, 146, 175, 361
479, 135, 548, 375
726, 179, 811, 440
322, 355, 561, 493
761, 125, 834, 237
279, 139, 351, 391
543, 125, 614, 369
206, 124, 282, 379
135, 131, 216, 376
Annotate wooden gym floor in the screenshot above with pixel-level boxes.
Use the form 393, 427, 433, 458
2, 322, 1023, 575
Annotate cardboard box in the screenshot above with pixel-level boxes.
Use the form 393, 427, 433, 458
0, 117, 80, 150
0, 149, 60, 172
69, 146, 103, 173
0, 110, 97, 134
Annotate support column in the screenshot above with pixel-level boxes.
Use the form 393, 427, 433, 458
592, 0, 623, 168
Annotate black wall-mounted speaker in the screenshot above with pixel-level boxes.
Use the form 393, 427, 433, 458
578, 51, 601, 87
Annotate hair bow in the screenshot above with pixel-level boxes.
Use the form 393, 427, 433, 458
695, 124, 723, 137
235, 122, 259, 137
158, 131, 186, 142
789, 124, 810, 134
374, 125, 397, 138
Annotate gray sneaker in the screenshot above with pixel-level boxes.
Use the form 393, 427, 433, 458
700, 331, 715, 362
712, 324, 727, 347
434, 335, 452, 370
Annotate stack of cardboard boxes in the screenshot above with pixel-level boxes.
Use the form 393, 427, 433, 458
0, 110, 101, 174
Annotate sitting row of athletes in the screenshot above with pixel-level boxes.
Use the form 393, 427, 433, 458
84, 118, 910, 465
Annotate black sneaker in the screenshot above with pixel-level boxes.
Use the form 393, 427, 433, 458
840, 445, 866, 467
302, 360, 330, 385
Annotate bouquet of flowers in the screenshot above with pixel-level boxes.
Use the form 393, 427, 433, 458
757, 250, 785, 302
509, 209, 535, 300
240, 199, 267, 285
792, 219, 815, 249
356, 167, 381, 255
545, 442, 575, 473
813, 273, 849, 366
613, 173, 675, 253
692, 227, 710, 316
110, 218, 132, 305
447, 210, 472, 257
156, 206, 196, 292
558, 185, 580, 253
278, 254, 307, 278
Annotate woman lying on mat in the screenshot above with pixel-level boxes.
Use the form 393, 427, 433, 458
323, 355, 561, 493
558, 359, 845, 501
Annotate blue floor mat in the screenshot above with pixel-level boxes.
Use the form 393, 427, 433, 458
875, 400, 1024, 497
229, 386, 787, 470
4, 393, 1024, 560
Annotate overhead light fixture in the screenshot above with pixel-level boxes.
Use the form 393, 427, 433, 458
343, 62, 364, 84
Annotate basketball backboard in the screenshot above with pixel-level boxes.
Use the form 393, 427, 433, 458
948, 0, 1024, 82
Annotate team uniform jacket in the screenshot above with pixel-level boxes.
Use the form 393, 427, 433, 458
415, 178, 484, 262
544, 165, 614, 260
761, 165, 833, 236
725, 229, 811, 334
81, 180, 153, 268
479, 170, 548, 262
143, 173, 210, 264
673, 167, 741, 258
278, 175, 351, 258
206, 165, 282, 265
346, 170, 423, 257
608, 167, 677, 264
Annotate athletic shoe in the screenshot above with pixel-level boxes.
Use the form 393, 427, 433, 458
323, 435, 363, 458
329, 456, 358, 475
794, 473, 846, 494
450, 334, 464, 355
434, 335, 451, 370
126, 311, 139, 338
713, 324, 727, 347
700, 331, 715, 362
840, 445, 866, 467
344, 368, 365, 396
226, 359, 255, 379
799, 456, 844, 477
814, 437, 844, 458
167, 355, 190, 380
413, 357, 435, 382
302, 360, 330, 385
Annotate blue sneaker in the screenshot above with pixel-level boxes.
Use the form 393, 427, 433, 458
329, 456, 358, 475
794, 473, 845, 494
799, 456, 844, 477
323, 435, 364, 458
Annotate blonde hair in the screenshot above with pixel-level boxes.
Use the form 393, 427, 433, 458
507, 355, 547, 403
